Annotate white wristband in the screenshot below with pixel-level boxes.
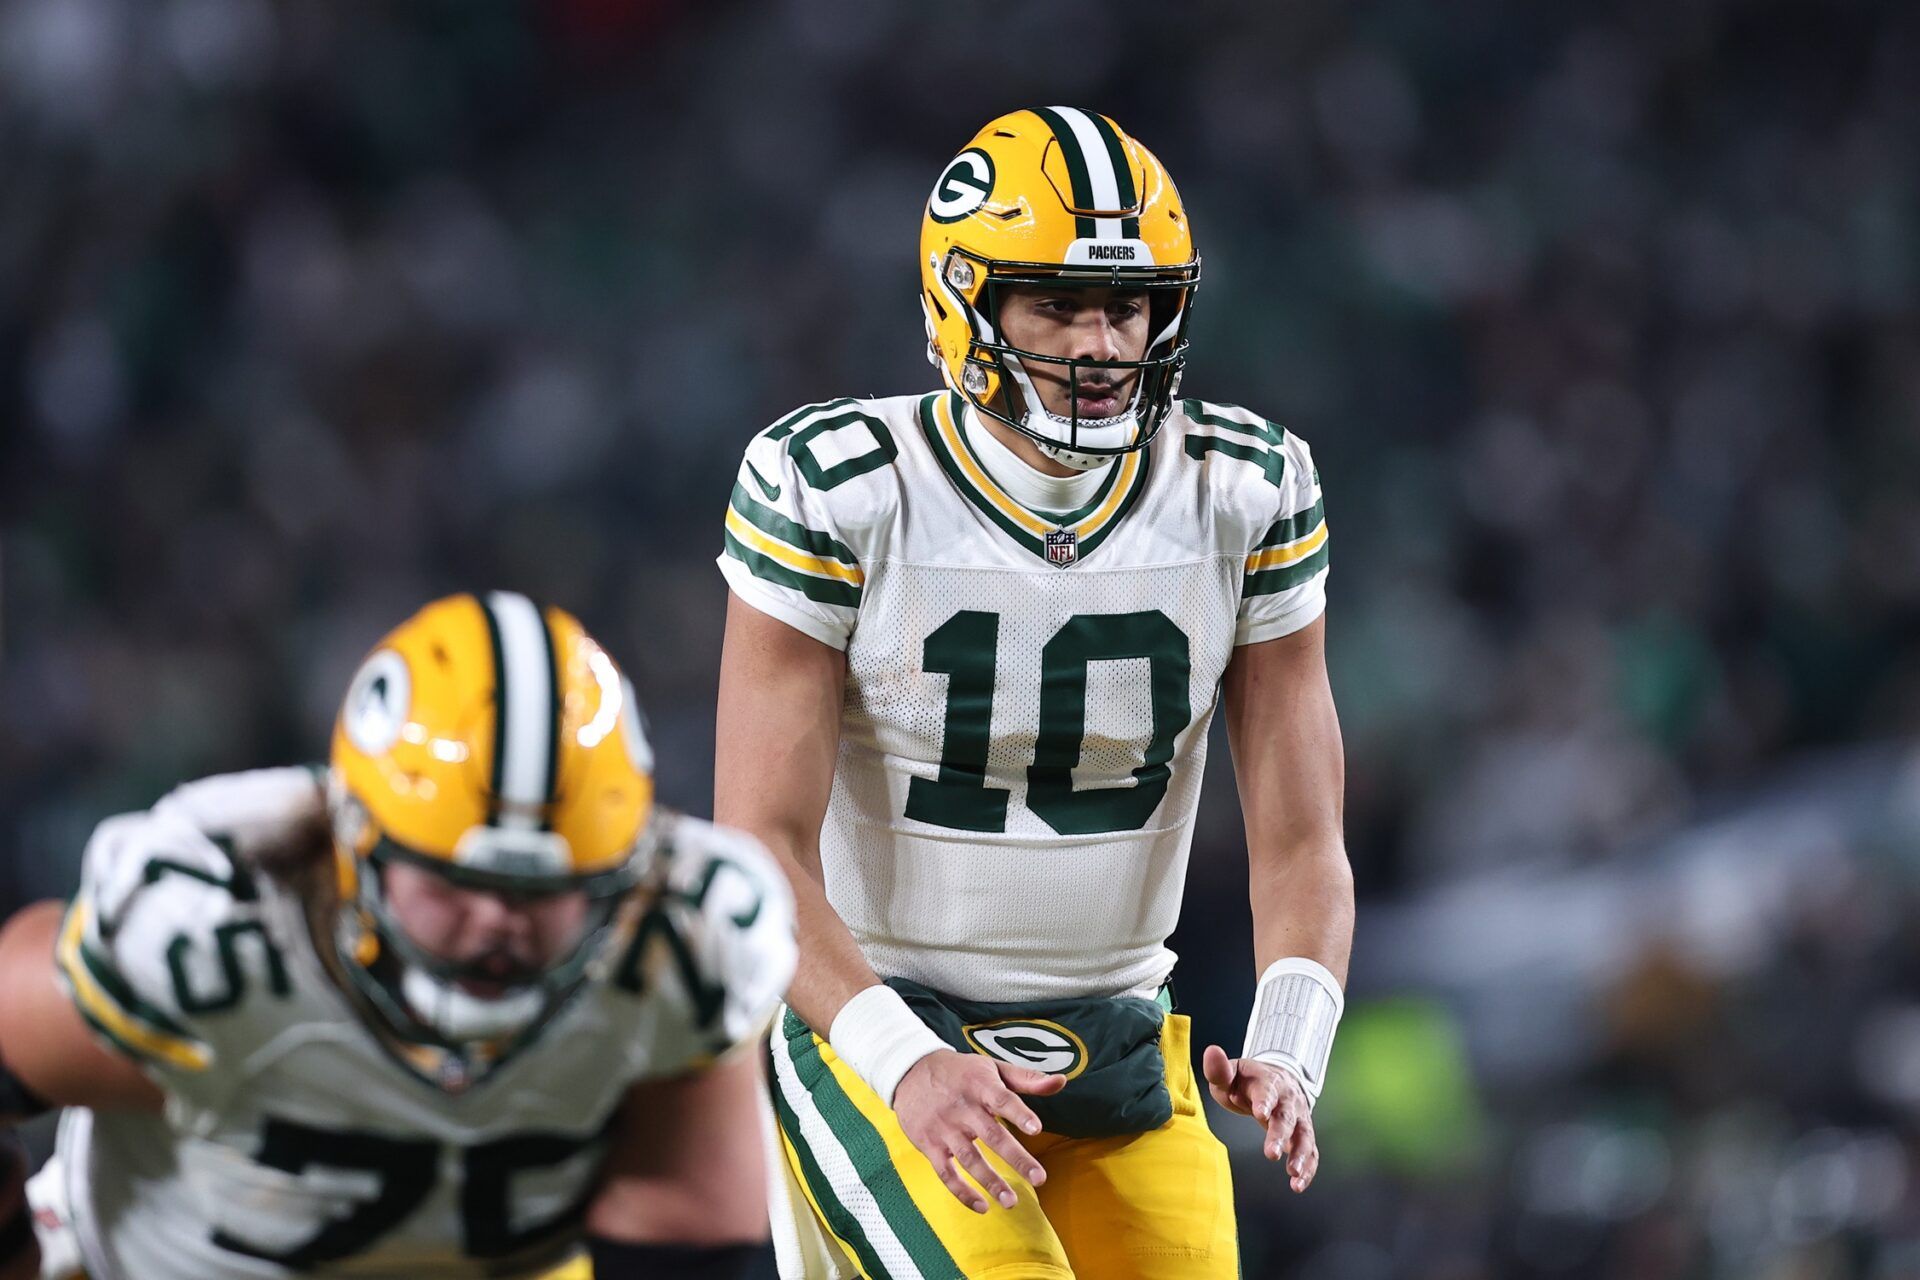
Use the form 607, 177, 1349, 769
1242, 957, 1344, 1107
827, 984, 950, 1108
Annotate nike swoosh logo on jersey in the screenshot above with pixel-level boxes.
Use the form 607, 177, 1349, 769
745, 461, 781, 502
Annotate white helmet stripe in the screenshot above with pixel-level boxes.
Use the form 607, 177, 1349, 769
483, 590, 557, 830
1048, 105, 1125, 239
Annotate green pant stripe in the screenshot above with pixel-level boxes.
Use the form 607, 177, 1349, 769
722, 529, 861, 608
768, 1038, 898, 1280
785, 1024, 964, 1279
1245, 543, 1330, 596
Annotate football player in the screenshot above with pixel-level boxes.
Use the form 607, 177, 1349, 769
0, 592, 796, 1280
715, 108, 1353, 1279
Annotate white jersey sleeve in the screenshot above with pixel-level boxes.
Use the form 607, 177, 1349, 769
1182, 399, 1330, 645
55, 768, 322, 1105
614, 815, 797, 1076
1238, 426, 1327, 644
716, 399, 900, 650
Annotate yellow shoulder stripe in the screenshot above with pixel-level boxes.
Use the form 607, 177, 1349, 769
724, 509, 865, 585
56, 901, 212, 1072
1245, 520, 1328, 573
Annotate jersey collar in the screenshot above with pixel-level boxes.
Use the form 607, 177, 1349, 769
919, 392, 1150, 567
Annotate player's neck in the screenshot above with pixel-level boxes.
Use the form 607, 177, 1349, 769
966, 406, 1112, 515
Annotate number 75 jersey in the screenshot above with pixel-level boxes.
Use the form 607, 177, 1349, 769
49, 769, 795, 1280
718, 390, 1328, 1003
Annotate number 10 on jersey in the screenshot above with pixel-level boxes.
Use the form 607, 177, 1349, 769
904, 609, 1192, 837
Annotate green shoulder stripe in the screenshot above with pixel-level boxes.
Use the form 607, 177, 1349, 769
1255, 497, 1326, 550
723, 529, 861, 608
1245, 543, 1330, 597
67, 933, 199, 1042
728, 483, 859, 565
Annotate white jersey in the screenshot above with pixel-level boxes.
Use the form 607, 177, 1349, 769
49, 768, 795, 1280
718, 391, 1327, 1000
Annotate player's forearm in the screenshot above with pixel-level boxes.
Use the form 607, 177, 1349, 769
1247, 838, 1354, 985
781, 876, 888, 1033
711, 791, 884, 1032
710, 783, 876, 1028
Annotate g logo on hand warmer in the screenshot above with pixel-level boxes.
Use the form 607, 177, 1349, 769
961, 1019, 1088, 1080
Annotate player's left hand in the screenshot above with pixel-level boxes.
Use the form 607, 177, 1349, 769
1200, 1043, 1317, 1192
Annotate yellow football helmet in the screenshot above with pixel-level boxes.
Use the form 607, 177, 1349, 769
920, 106, 1201, 468
327, 591, 656, 1082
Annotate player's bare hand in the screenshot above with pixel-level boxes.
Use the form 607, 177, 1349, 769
1202, 1043, 1318, 1192
893, 1049, 1065, 1213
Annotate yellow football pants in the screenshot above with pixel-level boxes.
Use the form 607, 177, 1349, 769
768, 1010, 1238, 1279
538, 1257, 592, 1280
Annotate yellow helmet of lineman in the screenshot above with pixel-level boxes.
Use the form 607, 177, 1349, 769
327, 591, 656, 1069
920, 106, 1201, 469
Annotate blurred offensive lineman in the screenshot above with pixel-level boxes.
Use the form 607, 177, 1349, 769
715, 108, 1352, 1279
0, 593, 795, 1280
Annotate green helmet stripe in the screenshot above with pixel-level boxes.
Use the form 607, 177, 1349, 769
1084, 112, 1142, 238
1032, 106, 1097, 238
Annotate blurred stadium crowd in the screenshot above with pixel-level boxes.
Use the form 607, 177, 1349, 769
3, 0, 1919, 1276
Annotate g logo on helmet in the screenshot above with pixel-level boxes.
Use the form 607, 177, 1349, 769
962, 1018, 1089, 1080
343, 650, 411, 756
929, 148, 996, 223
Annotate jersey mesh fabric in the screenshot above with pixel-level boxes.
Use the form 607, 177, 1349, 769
830, 554, 1239, 1002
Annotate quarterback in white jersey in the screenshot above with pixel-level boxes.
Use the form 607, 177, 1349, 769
0, 594, 795, 1280
716, 109, 1352, 1279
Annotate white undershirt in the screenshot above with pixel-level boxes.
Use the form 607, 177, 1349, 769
961, 405, 1113, 516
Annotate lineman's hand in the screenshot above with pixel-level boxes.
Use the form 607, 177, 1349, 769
893, 1050, 1065, 1213
1201, 1043, 1319, 1192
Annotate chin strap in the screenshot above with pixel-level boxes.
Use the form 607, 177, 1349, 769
398, 968, 544, 1042
1025, 379, 1146, 471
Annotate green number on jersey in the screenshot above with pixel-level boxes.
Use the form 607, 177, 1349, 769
904, 611, 1010, 832
783, 410, 898, 490
211, 1117, 601, 1267
166, 920, 290, 1015
1027, 611, 1191, 835
1181, 401, 1288, 488
911, 610, 1193, 836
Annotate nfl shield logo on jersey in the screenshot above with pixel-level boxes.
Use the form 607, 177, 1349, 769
1045, 528, 1079, 567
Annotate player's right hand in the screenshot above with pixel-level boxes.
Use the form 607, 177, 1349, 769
893, 1049, 1064, 1213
